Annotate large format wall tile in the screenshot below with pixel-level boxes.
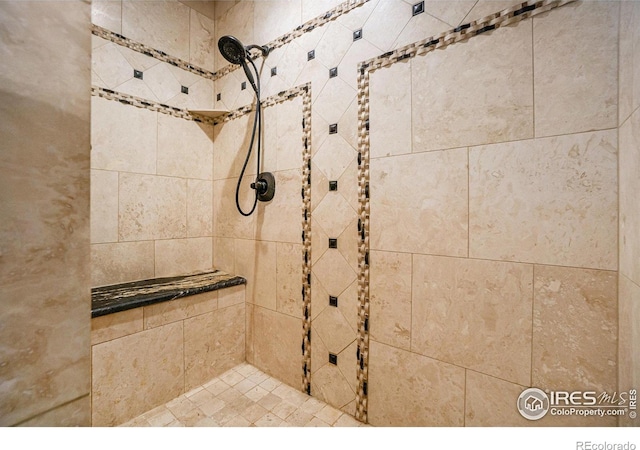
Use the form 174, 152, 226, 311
187, 179, 213, 238
618, 275, 640, 427
256, 169, 303, 244
90, 169, 118, 244
91, 308, 143, 346
620, 108, 640, 285
276, 242, 303, 318
412, 19, 533, 152
619, 0, 640, 126
253, 306, 302, 390
92, 321, 184, 426
470, 130, 618, 270
213, 177, 256, 240
154, 237, 213, 278
369, 60, 412, 159
412, 255, 533, 385
91, 241, 155, 287
533, 1, 618, 137
184, 303, 245, 390
465, 370, 529, 427
122, 1, 191, 62
157, 114, 213, 180
92, 0, 122, 33
368, 341, 465, 426
532, 265, 617, 394
235, 239, 277, 309
119, 173, 187, 241
369, 250, 411, 351
91, 96, 157, 174
189, 9, 215, 73
370, 149, 468, 256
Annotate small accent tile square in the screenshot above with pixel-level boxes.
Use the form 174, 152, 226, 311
329, 180, 338, 191
216, 93, 222, 101
353, 29, 363, 41
181, 85, 189, 94
134, 69, 143, 80
412, 1, 425, 16
329, 123, 338, 134
329, 295, 338, 307
329, 67, 338, 78
241, 81, 247, 90
271, 67, 277, 76
308, 50, 315, 61
329, 238, 338, 249
329, 353, 338, 365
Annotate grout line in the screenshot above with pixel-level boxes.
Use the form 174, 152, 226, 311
531, 15, 536, 138
530, 264, 536, 388
463, 369, 467, 427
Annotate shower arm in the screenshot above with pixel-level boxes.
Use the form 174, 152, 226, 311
245, 44, 270, 58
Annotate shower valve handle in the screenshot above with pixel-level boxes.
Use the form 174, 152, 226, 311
250, 180, 268, 194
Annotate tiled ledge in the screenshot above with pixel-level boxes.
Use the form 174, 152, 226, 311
91, 270, 246, 318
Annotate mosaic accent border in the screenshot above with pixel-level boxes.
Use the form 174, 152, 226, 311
92, 1, 369, 83
213, 0, 371, 80
353, 0, 577, 423
92, 25, 217, 81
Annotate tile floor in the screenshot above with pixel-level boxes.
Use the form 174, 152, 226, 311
120, 363, 367, 427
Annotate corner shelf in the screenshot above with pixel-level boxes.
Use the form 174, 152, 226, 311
188, 109, 229, 118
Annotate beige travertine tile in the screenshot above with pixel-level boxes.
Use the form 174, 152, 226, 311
619, 0, 640, 125
276, 242, 303, 318
369, 60, 412, 159
314, 75, 356, 125
92, 0, 122, 32
276, 41, 308, 89
533, 1, 618, 137
302, 0, 344, 23
412, 255, 533, 385
618, 275, 640, 427
213, 237, 235, 273
312, 192, 357, 238
91, 96, 157, 174
218, 284, 245, 309
313, 134, 356, 182
122, 1, 190, 61
143, 63, 183, 104
235, 239, 276, 309
213, 177, 256, 240
275, 97, 304, 172
253, 307, 302, 390
314, 20, 353, 72
187, 179, 213, 238
313, 306, 355, 355
532, 265, 617, 394
253, 0, 302, 46
620, 108, 640, 285
256, 169, 303, 244
313, 248, 356, 297
412, 19, 533, 152
117, 44, 161, 73
184, 303, 245, 390
157, 115, 213, 180
92, 321, 184, 426
392, 5, 451, 49
368, 340, 465, 426
119, 173, 187, 241
91, 308, 143, 346
91, 42, 134, 89
90, 169, 118, 244
143, 290, 218, 329
91, 241, 155, 287
460, 0, 519, 24
154, 238, 213, 278
189, 9, 215, 73
114, 78, 159, 103
370, 250, 411, 351
469, 130, 618, 270
18, 395, 91, 427
421, 0, 477, 27
246, 303, 255, 364
465, 370, 529, 427
310, 362, 356, 412
338, 38, 383, 90
182, 1, 216, 20
370, 149, 468, 256
362, 0, 410, 52
338, 99, 358, 150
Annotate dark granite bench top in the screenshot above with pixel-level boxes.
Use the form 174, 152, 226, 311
91, 270, 246, 318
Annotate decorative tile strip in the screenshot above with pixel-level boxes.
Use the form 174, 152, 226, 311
212, 0, 371, 80
91, 86, 218, 124
92, 25, 217, 81
353, 0, 577, 424
300, 84, 313, 396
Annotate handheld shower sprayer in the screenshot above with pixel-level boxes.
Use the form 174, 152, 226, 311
217, 35, 274, 216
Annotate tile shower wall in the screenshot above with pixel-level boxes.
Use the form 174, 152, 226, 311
0, 1, 91, 425
618, 0, 640, 428
90, 1, 217, 286
212, 0, 627, 426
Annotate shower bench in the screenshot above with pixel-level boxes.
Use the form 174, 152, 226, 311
90, 270, 248, 426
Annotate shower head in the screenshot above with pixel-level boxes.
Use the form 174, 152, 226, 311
218, 35, 248, 65
218, 35, 269, 65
